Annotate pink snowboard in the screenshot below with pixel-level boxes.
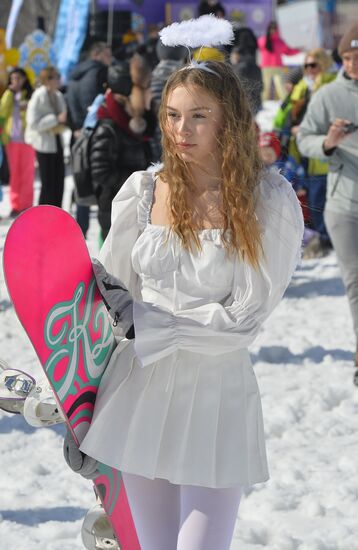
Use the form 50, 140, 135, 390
3, 205, 140, 550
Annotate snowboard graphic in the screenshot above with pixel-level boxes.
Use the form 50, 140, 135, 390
3, 206, 140, 550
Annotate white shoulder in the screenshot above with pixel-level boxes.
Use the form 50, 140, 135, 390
258, 166, 294, 201
112, 169, 153, 203
110, 169, 156, 229
256, 167, 304, 241
257, 167, 300, 212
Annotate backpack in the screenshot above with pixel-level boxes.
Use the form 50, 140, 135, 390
71, 125, 98, 207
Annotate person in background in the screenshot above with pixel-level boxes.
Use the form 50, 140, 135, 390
0, 67, 35, 217
290, 48, 336, 258
198, 0, 226, 18
273, 66, 303, 152
66, 42, 112, 237
290, 49, 336, 130
259, 131, 311, 240
230, 45, 263, 114
151, 42, 187, 114
90, 62, 153, 241
232, 25, 258, 59
25, 67, 67, 207
297, 22, 358, 380
150, 42, 186, 161
66, 42, 111, 133
258, 21, 301, 101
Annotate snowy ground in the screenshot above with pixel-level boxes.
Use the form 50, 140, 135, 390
1, 119, 358, 549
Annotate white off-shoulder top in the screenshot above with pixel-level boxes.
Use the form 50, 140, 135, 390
100, 167, 303, 367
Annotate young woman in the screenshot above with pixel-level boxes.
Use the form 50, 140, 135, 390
25, 67, 67, 207
258, 21, 301, 101
0, 67, 35, 217
67, 59, 303, 549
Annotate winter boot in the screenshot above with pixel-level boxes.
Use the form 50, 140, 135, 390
0, 359, 36, 414
81, 499, 120, 550
23, 377, 65, 427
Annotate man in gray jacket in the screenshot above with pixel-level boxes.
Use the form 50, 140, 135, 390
297, 22, 358, 380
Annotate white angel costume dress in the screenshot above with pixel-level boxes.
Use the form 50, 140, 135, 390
80, 167, 304, 489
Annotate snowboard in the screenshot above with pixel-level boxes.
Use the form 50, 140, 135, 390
3, 205, 140, 550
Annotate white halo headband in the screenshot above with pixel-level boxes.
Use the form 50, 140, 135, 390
159, 15, 234, 77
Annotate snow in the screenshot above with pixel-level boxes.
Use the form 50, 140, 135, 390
1, 115, 358, 549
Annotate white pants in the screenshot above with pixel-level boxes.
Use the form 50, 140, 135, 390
122, 473, 242, 550
325, 209, 358, 339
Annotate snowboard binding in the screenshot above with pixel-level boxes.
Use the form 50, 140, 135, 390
0, 359, 36, 414
82, 500, 120, 550
23, 379, 66, 427
0, 359, 65, 426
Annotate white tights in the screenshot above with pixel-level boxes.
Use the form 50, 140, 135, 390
122, 473, 241, 550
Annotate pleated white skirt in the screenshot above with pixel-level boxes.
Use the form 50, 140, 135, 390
80, 340, 269, 489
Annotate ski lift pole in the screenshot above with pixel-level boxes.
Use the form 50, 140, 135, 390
107, 0, 114, 47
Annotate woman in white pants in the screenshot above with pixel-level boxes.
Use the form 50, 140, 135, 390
66, 18, 304, 550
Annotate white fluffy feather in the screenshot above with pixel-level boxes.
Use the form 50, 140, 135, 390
159, 15, 234, 49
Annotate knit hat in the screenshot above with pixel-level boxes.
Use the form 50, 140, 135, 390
193, 46, 226, 62
259, 132, 281, 158
338, 22, 358, 56
107, 62, 132, 96
156, 41, 186, 61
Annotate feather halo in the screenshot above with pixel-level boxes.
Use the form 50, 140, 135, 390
159, 15, 234, 49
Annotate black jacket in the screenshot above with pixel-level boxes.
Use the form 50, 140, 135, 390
66, 59, 108, 130
198, 1, 225, 16
90, 119, 150, 238
232, 56, 263, 115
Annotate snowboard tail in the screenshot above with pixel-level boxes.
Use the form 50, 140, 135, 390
3, 206, 140, 550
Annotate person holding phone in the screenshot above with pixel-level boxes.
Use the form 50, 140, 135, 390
297, 22, 358, 382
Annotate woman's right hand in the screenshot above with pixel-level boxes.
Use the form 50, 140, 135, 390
92, 258, 134, 335
323, 118, 351, 151
57, 111, 67, 124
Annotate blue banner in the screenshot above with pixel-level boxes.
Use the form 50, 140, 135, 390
53, 0, 91, 83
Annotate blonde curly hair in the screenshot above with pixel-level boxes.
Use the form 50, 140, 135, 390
158, 61, 263, 268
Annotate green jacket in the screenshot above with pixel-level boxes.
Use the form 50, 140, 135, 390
0, 89, 28, 145
291, 73, 336, 175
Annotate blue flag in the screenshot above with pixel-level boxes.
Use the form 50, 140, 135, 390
53, 0, 91, 83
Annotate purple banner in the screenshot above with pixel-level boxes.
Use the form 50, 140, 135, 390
96, 0, 166, 23
168, 2, 273, 36
96, 1, 273, 33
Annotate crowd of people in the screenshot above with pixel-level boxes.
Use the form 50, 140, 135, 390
0, 18, 342, 248
0, 9, 356, 367
0, 9, 358, 549
0, 9, 357, 348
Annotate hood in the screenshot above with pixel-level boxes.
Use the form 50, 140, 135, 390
68, 59, 104, 81
336, 67, 358, 92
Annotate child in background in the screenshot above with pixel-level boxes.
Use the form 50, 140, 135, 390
259, 131, 316, 247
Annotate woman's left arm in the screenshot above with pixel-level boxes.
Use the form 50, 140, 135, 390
134, 173, 304, 365
279, 38, 301, 56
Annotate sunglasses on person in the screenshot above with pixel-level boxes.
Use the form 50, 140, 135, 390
304, 62, 319, 70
